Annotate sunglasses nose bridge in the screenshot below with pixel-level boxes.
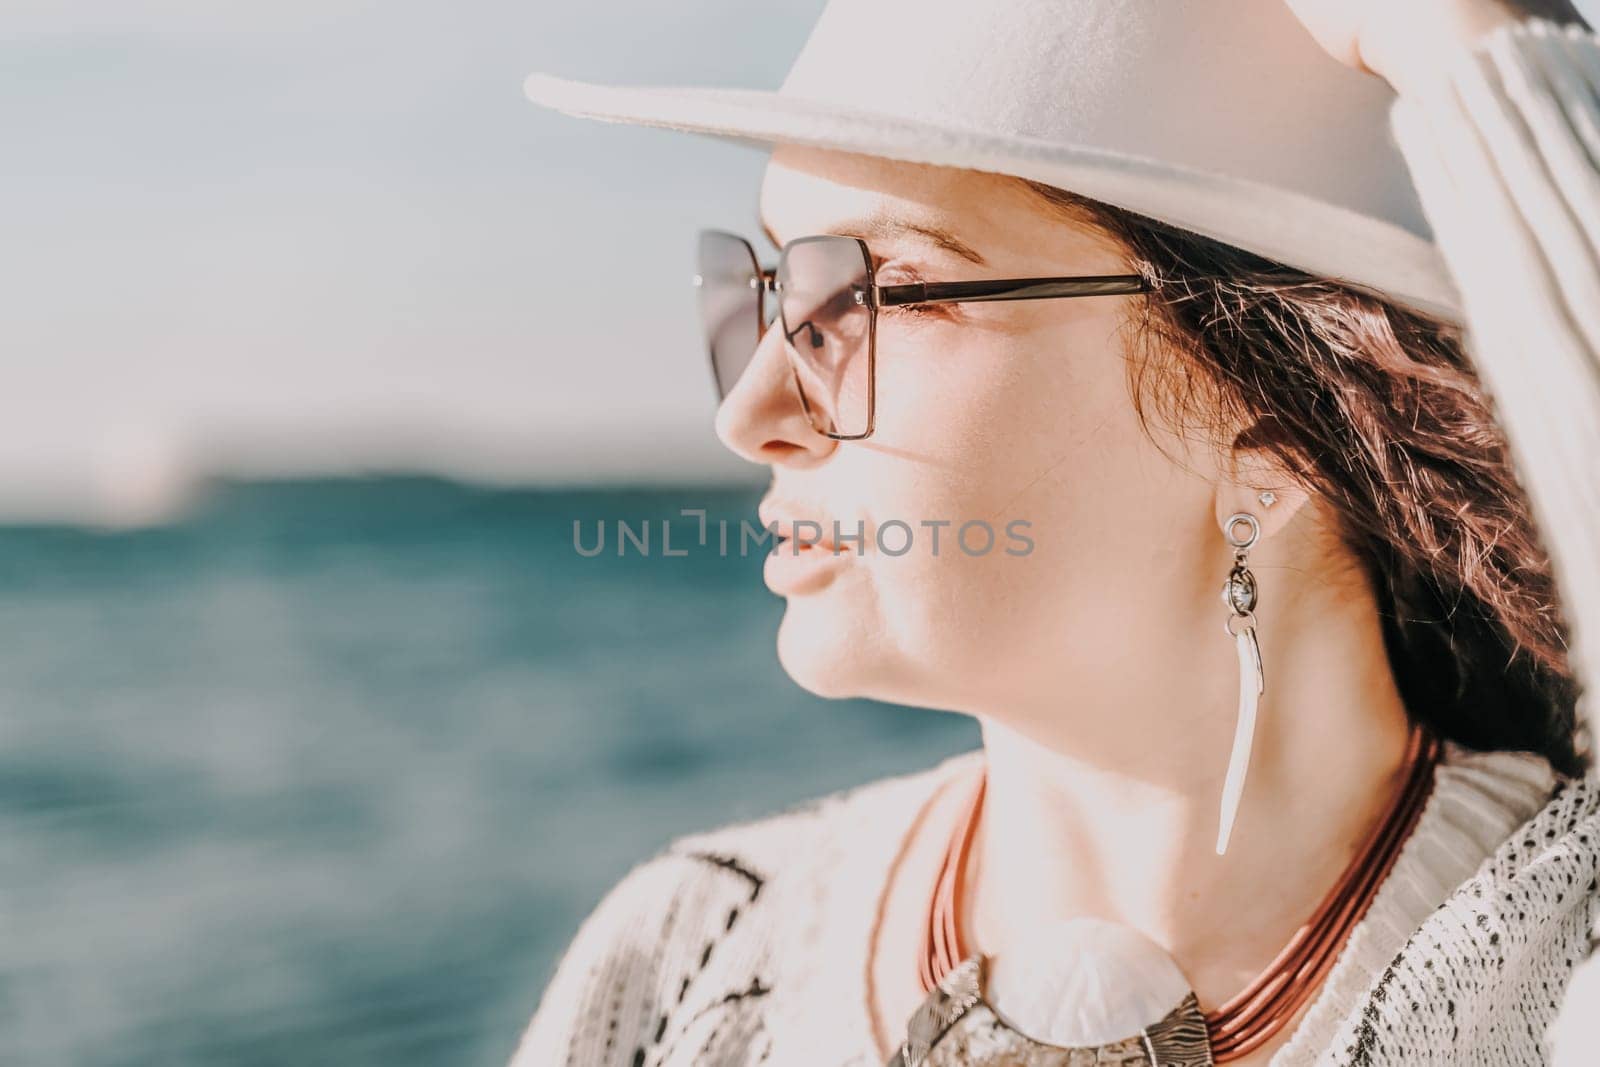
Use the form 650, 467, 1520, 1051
758, 268, 780, 330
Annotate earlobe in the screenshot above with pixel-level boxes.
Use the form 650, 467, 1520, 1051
1214, 443, 1311, 543
1226, 481, 1311, 542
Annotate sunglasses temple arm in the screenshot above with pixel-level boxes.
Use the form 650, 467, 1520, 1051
875, 276, 1151, 307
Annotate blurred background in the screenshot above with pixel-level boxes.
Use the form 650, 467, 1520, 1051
10, 2, 1599, 1065
1, 2, 983, 1064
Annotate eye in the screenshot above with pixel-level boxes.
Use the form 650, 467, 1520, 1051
873, 262, 949, 321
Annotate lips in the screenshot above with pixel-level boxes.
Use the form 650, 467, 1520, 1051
770, 523, 839, 553
758, 496, 854, 596
758, 500, 843, 553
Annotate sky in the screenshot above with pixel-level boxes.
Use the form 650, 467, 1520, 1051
3, 0, 1596, 523
2, 0, 827, 522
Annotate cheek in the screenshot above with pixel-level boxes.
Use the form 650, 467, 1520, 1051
833, 330, 1021, 601
850, 310, 1196, 671
870, 309, 1144, 520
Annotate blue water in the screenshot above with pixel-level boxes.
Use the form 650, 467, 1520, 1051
0, 478, 977, 1066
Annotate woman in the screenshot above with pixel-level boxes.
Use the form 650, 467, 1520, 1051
516, 0, 1600, 1063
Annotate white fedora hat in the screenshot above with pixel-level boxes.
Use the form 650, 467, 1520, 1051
524, 0, 1463, 324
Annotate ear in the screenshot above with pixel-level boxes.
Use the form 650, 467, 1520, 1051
1213, 430, 1311, 544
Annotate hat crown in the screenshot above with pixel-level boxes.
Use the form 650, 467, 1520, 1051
779, 0, 1427, 237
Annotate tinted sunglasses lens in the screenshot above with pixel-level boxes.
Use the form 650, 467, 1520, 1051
777, 237, 872, 437
695, 231, 763, 399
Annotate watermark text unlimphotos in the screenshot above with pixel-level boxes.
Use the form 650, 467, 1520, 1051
572, 509, 1034, 558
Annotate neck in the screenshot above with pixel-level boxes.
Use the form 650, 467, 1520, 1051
964, 568, 1416, 1009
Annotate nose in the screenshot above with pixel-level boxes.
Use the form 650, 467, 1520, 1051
714, 315, 837, 467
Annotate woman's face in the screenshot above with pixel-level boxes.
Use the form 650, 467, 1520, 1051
717, 145, 1255, 726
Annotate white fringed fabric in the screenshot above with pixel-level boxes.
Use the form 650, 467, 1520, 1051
1388, 18, 1600, 742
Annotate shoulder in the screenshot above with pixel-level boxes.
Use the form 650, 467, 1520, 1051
1328, 761, 1600, 1064
1438, 753, 1600, 917
509, 748, 981, 1067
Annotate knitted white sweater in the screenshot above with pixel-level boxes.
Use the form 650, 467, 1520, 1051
516, 16, 1600, 1067
514, 744, 1600, 1065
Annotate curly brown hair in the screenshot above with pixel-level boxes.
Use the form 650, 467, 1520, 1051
1020, 179, 1588, 777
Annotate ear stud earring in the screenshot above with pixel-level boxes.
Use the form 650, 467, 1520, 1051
1257, 490, 1276, 508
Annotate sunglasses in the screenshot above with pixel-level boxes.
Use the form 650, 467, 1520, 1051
693, 228, 1151, 440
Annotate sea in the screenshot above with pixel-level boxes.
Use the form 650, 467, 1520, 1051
0, 477, 978, 1066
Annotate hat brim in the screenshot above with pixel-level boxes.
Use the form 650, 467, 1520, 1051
525, 72, 1463, 324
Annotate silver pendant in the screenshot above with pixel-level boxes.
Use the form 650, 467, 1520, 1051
887, 954, 1214, 1067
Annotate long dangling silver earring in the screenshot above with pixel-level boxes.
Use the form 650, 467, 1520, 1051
1216, 510, 1266, 855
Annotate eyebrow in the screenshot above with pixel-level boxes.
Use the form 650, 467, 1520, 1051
758, 213, 988, 266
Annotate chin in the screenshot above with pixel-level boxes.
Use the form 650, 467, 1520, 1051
773, 595, 953, 706
773, 603, 881, 700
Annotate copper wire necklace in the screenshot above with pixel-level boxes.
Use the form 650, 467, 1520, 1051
914, 723, 1441, 1062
